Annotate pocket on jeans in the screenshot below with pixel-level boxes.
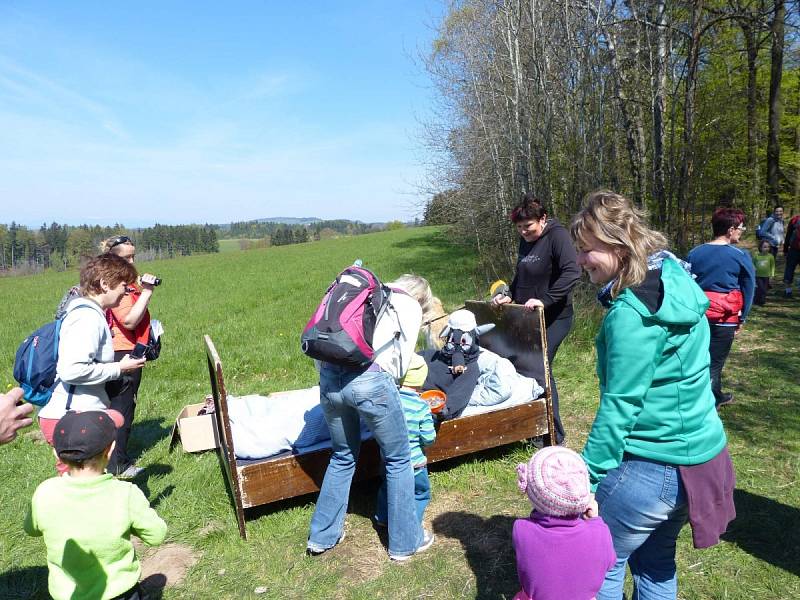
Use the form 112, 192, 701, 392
351, 375, 393, 414
659, 465, 681, 509
596, 460, 630, 505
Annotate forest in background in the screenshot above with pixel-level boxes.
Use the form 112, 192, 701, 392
0, 223, 219, 274
422, 0, 799, 278
0, 218, 412, 275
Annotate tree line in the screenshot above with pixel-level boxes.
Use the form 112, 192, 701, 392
218, 219, 382, 241
0, 222, 219, 274
422, 0, 799, 275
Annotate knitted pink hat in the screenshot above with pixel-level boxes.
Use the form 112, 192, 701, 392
516, 446, 590, 517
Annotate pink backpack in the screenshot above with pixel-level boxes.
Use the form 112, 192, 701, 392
301, 265, 392, 368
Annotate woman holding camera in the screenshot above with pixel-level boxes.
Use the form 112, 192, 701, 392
102, 235, 159, 478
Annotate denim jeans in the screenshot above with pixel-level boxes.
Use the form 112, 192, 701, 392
596, 456, 688, 600
308, 365, 421, 557
708, 324, 736, 404
784, 248, 800, 287
375, 466, 431, 525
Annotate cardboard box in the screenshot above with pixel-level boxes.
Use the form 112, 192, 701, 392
170, 402, 220, 453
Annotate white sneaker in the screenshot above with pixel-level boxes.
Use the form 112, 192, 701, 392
306, 530, 345, 556
389, 529, 435, 561
115, 465, 144, 479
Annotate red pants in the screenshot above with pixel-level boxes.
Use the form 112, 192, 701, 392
38, 417, 70, 475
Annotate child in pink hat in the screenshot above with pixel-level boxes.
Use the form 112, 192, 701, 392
513, 446, 616, 600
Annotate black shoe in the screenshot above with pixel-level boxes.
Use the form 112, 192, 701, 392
716, 393, 734, 408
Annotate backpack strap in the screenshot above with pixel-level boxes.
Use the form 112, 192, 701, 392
65, 385, 77, 411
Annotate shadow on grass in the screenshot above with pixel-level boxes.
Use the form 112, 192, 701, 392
722, 489, 800, 577
721, 351, 800, 449
140, 573, 167, 599
130, 417, 174, 462
388, 230, 483, 298
133, 463, 174, 506
432, 511, 519, 600
0, 566, 48, 600
235, 443, 530, 538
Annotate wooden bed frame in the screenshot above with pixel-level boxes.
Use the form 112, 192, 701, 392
204, 301, 555, 539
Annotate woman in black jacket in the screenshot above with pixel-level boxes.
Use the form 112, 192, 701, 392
492, 195, 581, 443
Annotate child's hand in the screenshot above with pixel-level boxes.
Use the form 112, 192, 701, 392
582, 493, 598, 519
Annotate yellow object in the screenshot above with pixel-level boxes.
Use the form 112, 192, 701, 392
401, 354, 429, 388
489, 280, 509, 299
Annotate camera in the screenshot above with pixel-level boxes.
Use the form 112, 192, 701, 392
140, 274, 162, 286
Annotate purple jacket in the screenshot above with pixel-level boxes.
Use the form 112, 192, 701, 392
513, 512, 616, 600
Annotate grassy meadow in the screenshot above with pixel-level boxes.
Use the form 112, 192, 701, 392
0, 226, 798, 599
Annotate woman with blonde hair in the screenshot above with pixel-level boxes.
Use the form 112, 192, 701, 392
571, 191, 734, 599
100, 235, 160, 478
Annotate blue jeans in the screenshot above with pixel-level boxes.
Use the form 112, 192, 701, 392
596, 456, 689, 600
308, 365, 421, 557
784, 248, 800, 287
375, 466, 431, 525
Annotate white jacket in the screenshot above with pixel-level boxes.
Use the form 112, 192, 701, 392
371, 290, 422, 381
38, 298, 121, 419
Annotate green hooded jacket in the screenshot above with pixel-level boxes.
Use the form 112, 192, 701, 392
582, 258, 727, 491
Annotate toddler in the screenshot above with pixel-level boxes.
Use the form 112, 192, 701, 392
25, 410, 167, 600
375, 353, 436, 557
752, 239, 775, 305
513, 446, 615, 600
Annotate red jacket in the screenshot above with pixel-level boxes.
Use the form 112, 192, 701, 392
704, 290, 743, 324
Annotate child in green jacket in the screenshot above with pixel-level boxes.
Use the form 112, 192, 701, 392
752, 239, 776, 305
25, 410, 167, 600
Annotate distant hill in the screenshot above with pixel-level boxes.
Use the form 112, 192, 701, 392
253, 217, 322, 225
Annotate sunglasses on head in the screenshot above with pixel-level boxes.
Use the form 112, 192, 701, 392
109, 235, 132, 248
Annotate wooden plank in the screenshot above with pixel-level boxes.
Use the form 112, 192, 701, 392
238, 439, 383, 507
236, 400, 549, 507
426, 400, 549, 462
205, 335, 249, 539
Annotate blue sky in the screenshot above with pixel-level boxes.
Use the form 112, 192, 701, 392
0, 1, 444, 227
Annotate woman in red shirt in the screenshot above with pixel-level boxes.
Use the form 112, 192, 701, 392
102, 235, 159, 478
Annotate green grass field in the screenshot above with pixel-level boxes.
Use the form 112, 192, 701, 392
0, 227, 797, 599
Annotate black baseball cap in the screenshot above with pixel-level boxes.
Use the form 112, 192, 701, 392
53, 410, 124, 462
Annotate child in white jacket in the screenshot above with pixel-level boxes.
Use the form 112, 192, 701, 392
38, 254, 146, 474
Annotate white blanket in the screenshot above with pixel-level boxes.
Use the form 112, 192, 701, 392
228, 353, 544, 460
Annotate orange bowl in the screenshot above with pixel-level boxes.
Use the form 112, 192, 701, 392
420, 389, 446, 414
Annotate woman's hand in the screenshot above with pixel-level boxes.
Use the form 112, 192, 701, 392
523, 298, 544, 311
119, 355, 146, 372
139, 273, 159, 292
491, 294, 512, 306
583, 493, 598, 519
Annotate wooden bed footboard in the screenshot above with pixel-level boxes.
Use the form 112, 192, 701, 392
204, 302, 555, 539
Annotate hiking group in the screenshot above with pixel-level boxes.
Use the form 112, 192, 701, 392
2, 191, 795, 600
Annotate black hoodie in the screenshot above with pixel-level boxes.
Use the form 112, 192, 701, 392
509, 218, 581, 325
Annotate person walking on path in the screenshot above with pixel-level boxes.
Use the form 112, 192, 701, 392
571, 190, 735, 600
757, 206, 785, 257
687, 208, 755, 407
782, 213, 800, 297
752, 239, 775, 305
492, 194, 580, 444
